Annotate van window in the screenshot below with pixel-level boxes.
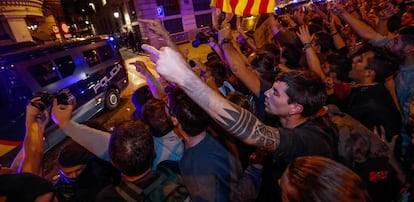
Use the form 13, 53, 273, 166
28, 61, 60, 87
97, 45, 114, 62
0, 76, 7, 112
54, 55, 75, 78
83, 49, 100, 67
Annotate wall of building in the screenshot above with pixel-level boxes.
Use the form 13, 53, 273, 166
133, 0, 214, 48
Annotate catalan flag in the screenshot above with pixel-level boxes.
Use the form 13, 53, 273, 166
210, 0, 275, 16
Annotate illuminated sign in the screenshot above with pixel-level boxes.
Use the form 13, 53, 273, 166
51, 25, 59, 34
156, 6, 164, 18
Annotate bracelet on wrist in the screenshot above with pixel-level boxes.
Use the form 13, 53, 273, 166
330, 32, 338, 36
221, 38, 232, 46
302, 43, 313, 51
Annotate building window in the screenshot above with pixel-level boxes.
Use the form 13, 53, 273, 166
163, 18, 183, 33
193, 0, 210, 11
28, 61, 60, 87
54, 56, 76, 78
83, 49, 100, 67
97, 45, 115, 62
195, 13, 212, 28
157, 0, 180, 16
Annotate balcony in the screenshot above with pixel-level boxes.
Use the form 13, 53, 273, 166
0, 0, 44, 17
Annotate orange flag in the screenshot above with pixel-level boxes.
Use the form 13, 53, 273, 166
210, 0, 275, 16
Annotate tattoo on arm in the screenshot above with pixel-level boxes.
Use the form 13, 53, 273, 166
218, 105, 280, 150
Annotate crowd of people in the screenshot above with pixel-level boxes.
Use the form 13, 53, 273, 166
1, 0, 414, 201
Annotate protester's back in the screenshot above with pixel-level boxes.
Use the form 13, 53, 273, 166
115, 161, 189, 202
96, 119, 189, 202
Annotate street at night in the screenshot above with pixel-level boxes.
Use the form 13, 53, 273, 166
0, 43, 212, 181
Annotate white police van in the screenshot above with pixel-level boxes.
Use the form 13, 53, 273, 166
0, 36, 128, 151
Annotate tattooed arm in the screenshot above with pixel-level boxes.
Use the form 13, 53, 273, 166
145, 45, 280, 151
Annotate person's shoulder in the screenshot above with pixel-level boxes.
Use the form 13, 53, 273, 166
96, 184, 122, 202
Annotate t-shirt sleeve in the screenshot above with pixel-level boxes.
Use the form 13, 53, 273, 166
368, 33, 392, 47
276, 125, 334, 161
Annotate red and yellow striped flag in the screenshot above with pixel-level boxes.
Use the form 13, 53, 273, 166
210, 0, 275, 16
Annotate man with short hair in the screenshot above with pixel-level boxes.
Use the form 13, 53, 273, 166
143, 40, 337, 166
344, 47, 402, 139
96, 119, 188, 201
333, 3, 414, 126
141, 99, 184, 170
167, 87, 263, 202
142, 42, 338, 201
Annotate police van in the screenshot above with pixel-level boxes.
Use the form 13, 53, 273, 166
0, 36, 129, 151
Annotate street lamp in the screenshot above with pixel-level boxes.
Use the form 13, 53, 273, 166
113, 12, 120, 18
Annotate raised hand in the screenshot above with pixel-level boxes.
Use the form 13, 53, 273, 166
141, 44, 192, 87
51, 99, 75, 128
373, 125, 398, 159
296, 25, 313, 45
138, 19, 168, 37
218, 22, 233, 43
378, 2, 397, 20
26, 97, 49, 129
131, 60, 151, 76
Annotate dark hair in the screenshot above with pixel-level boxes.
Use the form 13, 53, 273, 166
168, 87, 209, 136
207, 62, 228, 86
366, 49, 399, 82
207, 52, 221, 63
387, 14, 401, 33
281, 43, 301, 69
276, 71, 327, 117
398, 25, 414, 45
355, 46, 399, 82
249, 50, 279, 83
141, 99, 174, 137
131, 85, 154, 118
226, 91, 250, 110
314, 31, 335, 54
57, 142, 92, 167
308, 22, 323, 35
109, 119, 154, 176
0, 173, 55, 202
326, 53, 352, 82
285, 156, 371, 202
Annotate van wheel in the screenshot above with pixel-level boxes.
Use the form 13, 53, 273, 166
105, 88, 120, 110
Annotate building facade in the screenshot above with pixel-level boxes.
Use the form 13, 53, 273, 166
0, 0, 67, 45
0, 0, 215, 46
89, 0, 215, 47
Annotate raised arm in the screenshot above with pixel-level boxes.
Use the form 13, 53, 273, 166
327, 15, 347, 50
143, 44, 280, 151
331, 1, 379, 40
19, 99, 49, 175
219, 26, 261, 96
296, 25, 325, 80
131, 60, 167, 99
138, 19, 180, 52
51, 101, 111, 161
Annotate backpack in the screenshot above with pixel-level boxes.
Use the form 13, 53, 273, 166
115, 162, 189, 202
324, 105, 388, 166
